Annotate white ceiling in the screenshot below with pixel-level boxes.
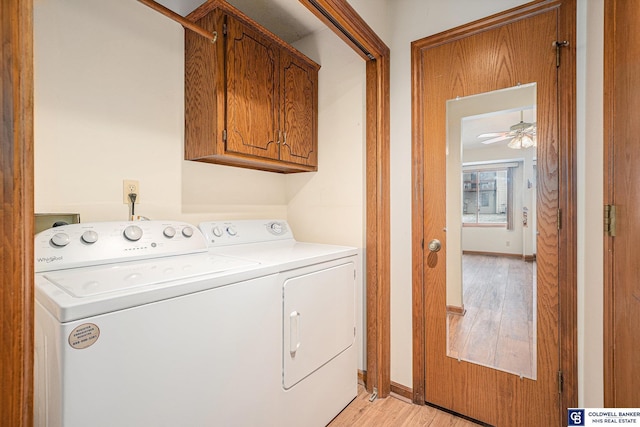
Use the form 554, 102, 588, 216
155, 0, 325, 43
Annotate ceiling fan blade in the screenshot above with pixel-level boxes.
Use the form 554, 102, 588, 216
477, 132, 507, 138
480, 135, 512, 144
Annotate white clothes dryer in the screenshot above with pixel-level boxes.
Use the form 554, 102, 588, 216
199, 219, 360, 427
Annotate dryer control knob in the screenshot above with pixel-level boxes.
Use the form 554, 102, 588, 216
269, 222, 283, 234
123, 225, 143, 241
212, 226, 223, 237
50, 232, 70, 247
163, 226, 176, 238
81, 230, 99, 244
226, 226, 237, 236
182, 227, 194, 238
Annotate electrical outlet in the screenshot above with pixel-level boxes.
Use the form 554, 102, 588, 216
123, 180, 140, 204
506, 241, 510, 247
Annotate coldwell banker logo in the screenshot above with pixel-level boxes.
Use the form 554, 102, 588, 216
37, 256, 63, 264
568, 409, 585, 426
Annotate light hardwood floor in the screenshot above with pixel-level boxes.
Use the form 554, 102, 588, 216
447, 254, 535, 378
328, 386, 482, 426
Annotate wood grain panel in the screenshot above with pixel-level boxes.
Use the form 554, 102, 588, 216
412, 1, 576, 425
280, 50, 318, 167
185, 10, 224, 160
1, 0, 34, 425
604, 0, 640, 408
556, 0, 578, 420
225, 14, 279, 160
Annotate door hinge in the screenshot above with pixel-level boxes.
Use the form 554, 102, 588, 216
558, 370, 564, 394
604, 204, 617, 237
223, 23, 228, 36
554, 40, 569, 67
222, 129, 227, 143
557, 208, 562, 230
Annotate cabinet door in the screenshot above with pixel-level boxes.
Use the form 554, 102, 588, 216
280, 51, 318, 168
225, 15, 279, 161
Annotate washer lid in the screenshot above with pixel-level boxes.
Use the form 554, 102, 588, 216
42, 252, 256, 298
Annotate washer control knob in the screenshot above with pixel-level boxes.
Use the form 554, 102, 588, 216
123, 225, 143, 241
212, 226, 223, 237
182, 226, 194, 238
163, 226, 176, 238
226, 226, 237, 236
50, 232, 71, 247
81, 230, 99, 244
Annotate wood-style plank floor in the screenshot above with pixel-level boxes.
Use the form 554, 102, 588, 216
329, 386, 481, 426
447, 254, 535, 378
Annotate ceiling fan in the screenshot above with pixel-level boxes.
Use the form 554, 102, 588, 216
477, 111, 537, 149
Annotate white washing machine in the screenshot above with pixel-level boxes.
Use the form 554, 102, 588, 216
199, 219, 359, 427
34, 220, 288, 427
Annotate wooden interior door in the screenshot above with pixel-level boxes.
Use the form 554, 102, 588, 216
412, 4, 568, 426
604, 0, 640, 408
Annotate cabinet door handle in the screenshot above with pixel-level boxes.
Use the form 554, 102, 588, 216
277, 130, 282, 144
283, 131, 287, 146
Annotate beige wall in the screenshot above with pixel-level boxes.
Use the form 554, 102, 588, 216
34, 0, 605, 406
34, 0, 289, 224
578, 0, 604, 408
34, 0, 368, 367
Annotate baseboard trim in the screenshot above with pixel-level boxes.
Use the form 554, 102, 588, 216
446, 305, 466, 316
463, 250, 522, 258
358, 370, 413, 401
390, 381, 413, 401
358, 369, 366, 386
463, 250, 537, 262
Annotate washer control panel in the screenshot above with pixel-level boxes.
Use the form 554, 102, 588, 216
199, 220, 293, 247
35, 221, 207, 272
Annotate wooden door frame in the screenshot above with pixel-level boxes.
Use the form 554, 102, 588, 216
3, 1, 390, 423
1, 0, 35, 426
410, 0, 577, 422
298, 0, 391, 398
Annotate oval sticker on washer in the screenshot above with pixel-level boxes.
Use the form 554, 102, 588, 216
68, 323, 100, 349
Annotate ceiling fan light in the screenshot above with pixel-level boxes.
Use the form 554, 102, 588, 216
521, 134, 534, 148
507, 132, 536, 149
508, 135, 523, 149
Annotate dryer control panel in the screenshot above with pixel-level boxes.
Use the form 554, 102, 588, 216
35, 221, 207, 272
199, 220, 294, 247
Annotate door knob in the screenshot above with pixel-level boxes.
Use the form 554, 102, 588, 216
427, 239, 442, 252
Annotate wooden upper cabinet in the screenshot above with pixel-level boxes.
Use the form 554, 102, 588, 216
185, 5, 319, 173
